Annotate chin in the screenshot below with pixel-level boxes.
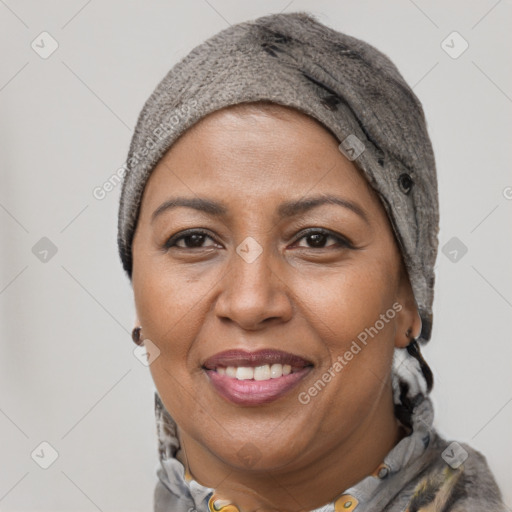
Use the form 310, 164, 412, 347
200, 427, 310, 472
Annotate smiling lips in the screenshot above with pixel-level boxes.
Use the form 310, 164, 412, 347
202, 349, 313, 405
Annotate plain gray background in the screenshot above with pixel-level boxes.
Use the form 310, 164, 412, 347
1, 0, 511, 509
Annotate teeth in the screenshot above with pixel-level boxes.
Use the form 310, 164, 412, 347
270, 363, 283, 378
217, 363, 295, 381
235, 367, 254, 380
254, 365, 271, 381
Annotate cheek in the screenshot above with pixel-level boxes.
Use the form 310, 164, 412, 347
132, 253, 223, 411
294, 257, 399, 402
133, 263, 214, 428
295, 257, 399, 345
297, 262, 399, 415
134, 275, 207, 366
133, 234, 216, 321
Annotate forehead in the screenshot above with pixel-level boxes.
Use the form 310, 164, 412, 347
140, 103, 382, 216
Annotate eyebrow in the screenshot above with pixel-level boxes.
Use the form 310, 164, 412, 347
151, 194, 370, 225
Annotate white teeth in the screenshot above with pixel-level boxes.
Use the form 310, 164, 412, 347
235, 367, 254, 380
270, 363, 283, 378
254, 365, 271, 381
216, 363, 295, 381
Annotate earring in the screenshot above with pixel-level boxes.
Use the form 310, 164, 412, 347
132, 326, 143, 346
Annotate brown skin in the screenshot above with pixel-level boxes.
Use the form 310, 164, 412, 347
131, 104, 422, 512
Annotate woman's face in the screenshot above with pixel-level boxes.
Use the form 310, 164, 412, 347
132, 104, 419, 474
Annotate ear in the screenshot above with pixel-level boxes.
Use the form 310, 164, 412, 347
394, 264, 422, 349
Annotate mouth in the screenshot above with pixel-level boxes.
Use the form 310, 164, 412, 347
202, 349, 313, 406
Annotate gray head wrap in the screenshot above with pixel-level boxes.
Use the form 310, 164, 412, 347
117, 11, 439, 345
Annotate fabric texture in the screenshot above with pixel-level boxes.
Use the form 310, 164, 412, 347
117, 11, 439, 344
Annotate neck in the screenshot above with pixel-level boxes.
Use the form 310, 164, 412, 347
177, 392, 404, 512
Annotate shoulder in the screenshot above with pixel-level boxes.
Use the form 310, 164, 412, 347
400, 435, 506, 511
448, 441, 506, 511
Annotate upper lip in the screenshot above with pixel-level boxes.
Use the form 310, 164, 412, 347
202, 349, 313, 370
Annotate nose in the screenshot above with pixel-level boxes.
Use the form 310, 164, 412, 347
213, 241, 293, 330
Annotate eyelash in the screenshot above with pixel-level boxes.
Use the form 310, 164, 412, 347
163, 228, 354, 251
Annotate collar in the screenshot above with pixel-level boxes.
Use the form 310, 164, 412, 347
154, 347, 434, 512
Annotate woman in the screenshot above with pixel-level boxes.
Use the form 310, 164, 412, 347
117, 12, 505, 512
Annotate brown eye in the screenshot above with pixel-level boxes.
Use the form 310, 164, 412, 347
295, 228, 352, 249
164, 229, 218, 249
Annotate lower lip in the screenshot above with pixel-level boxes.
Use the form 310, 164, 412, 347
204, 368, 312, 406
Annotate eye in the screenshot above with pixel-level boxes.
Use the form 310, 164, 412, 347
294, 228, 353, 249
164, 229, 219, 249
163, 228, 353, 251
